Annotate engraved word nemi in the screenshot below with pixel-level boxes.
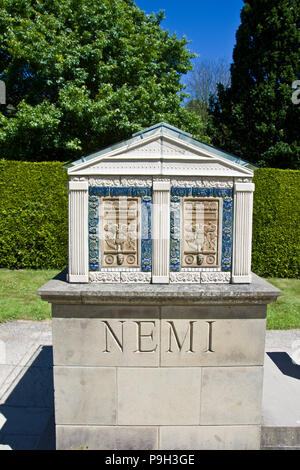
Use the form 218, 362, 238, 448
101, 320, 215, 354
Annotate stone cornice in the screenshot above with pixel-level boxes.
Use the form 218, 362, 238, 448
38, 271, 281, 306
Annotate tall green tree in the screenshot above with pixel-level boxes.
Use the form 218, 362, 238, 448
0, 0, 207, 162
185, 58, 231, 126
208, 0, 300, 169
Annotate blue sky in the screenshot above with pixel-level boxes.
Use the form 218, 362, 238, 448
135, 0, 244, 63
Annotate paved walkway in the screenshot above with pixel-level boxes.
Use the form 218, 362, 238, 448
0, 321, 299, 450
0, 321, 53, 450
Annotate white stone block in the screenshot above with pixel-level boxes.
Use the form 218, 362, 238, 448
54, 367, 117, 425
117, 368, 201, 425
160, 425, 260, 450
200, 366, 264, 425
56, 425, 158, 450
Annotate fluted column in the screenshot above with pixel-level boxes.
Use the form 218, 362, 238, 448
232, 182, 255, 284
68, 180, 89, 283
152, 180, 170, 283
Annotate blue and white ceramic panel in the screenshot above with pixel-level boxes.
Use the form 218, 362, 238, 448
88, 187, 152, 272
170, 187, 233, 272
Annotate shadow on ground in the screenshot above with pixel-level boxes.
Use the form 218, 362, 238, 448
267, 352, 300, 380
0, 346, 55, 450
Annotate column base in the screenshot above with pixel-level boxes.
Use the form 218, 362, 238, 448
68, 274, 89, 283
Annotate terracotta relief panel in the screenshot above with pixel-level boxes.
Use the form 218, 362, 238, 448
101, 197, 140, 268
182, 197, 222, 268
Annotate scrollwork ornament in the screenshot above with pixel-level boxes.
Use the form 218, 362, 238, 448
201, 272, 231, 283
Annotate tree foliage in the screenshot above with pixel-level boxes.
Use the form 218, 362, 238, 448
185, 58, 231, 125
208, 0, 300, 169
0, 0, 207, 161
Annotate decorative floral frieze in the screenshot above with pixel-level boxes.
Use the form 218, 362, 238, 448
201, 272, 231, 283
120, 177, 152, 187
120, 272, 151, 283
171, 187, 191, 197
141, 239, 152, 272
170, 272, 200, 283
141, 196, 151, 239
170, 198, 181, 271
221, 195, 233, 271
89, 272, 121, 283
89, 178, 120, 186
153, 177, 171, 183
170, 178, 233, 188
70, 176, 88, 182
89, 186, 152, 197
141, 194, 152, 272
88, 195, 100, 271
235, 178, 252, 183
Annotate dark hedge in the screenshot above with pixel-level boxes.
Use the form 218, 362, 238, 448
0, 161, 68, 269
252, 168, 300, 278
0, 162, 299, 277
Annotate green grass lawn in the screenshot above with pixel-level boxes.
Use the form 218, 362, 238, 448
266, 278, 300, 329
0, 269, 299, 329
0, 268, 58, 322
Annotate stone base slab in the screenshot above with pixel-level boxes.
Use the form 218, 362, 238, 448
261, 426, 300, 450
56, 425, 260, 450
53, 365, 264, 428
38, 272, 281, 450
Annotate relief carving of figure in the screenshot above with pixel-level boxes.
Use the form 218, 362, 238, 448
203, 222, 217, 250
104, 223, 127, 252
184, 223, 205, 252
183, 198, 220, 268
104, 222, 137, 253
102, 197, 139, 267
184, 222, 217, 252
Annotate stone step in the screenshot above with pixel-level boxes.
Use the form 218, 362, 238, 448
261, 426, 300, 450
262, 447, 300, 450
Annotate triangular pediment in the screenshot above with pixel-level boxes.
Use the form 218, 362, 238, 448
120, 138, 201, 158
67, 123, 254, 178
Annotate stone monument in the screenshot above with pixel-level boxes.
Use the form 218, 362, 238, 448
38, 123, 281, 450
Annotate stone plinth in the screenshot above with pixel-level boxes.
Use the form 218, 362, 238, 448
38, 272, 281, 450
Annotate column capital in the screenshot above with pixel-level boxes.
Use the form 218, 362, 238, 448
153, 181, 170, 191
69, 180, 88, 191
234, 182, 255, 192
